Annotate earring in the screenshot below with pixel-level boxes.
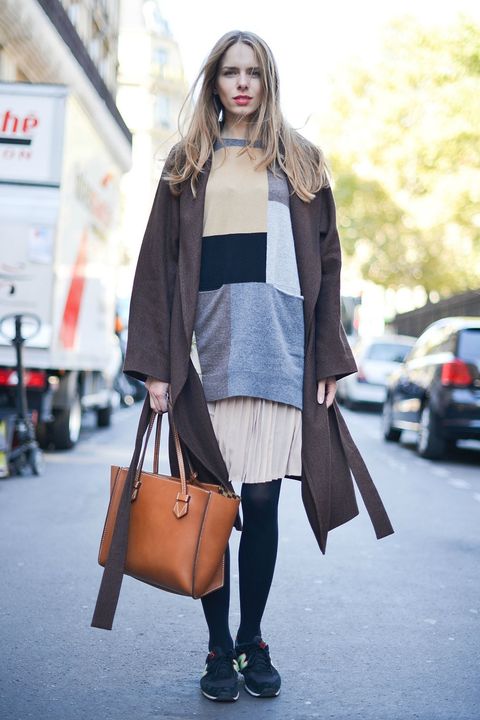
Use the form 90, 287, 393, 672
213, 92, 223, 119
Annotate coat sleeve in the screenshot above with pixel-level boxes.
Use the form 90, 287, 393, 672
123, 158, 180, 383
315, 186, 357, 382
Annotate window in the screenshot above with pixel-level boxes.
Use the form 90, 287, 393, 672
153, 48, 168, 68
457, 329, 480, 362
154, 95, 171, 128
366, 342, 413, 363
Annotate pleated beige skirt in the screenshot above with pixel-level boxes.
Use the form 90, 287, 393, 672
207, 396, 302, 484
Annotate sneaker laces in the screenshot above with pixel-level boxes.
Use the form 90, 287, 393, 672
206, 649, 236, 680
242, 640, 273, 672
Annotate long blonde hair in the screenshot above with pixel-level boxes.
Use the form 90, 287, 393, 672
164, 30, 328, 202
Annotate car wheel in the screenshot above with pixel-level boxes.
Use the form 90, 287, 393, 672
382, 398, 401, 442
53, 391, 82, 449
417, 403, 445, 459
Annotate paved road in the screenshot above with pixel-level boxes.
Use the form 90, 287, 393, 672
1, 403, 479, 720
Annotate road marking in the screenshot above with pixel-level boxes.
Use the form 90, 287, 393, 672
384, 456, 407, 472
431, 467, 450, 478
448, 478, 471, 490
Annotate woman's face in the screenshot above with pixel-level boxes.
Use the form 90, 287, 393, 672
215, 42, 263, 124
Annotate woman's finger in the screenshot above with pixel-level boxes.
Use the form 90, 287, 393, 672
325, 378, 337, 408
317, 380, 325, 404
149, 392, 160, 413
152, 388, 170, 413
146, 378, 170, 413
158, 392, 168, 413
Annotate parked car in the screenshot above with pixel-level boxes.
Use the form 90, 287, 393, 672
382, 317, 480, 458
337, 335, 416, 409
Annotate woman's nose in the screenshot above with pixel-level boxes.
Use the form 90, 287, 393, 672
237, 73, 249, 89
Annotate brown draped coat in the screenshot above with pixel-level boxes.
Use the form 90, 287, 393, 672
91, 149, 394, 629
123, 151, 394, 549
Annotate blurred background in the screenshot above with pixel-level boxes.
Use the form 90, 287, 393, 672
0, 0, 479, 458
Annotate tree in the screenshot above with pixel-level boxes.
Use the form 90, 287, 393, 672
317, 15, 480, 295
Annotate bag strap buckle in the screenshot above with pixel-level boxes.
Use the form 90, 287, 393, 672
173, 492, 190, 518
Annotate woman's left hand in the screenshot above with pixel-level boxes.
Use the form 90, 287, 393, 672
317, 377, 337, 408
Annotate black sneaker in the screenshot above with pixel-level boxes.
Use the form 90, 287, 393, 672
200, 646, 239, 702
235, 635, 281, 697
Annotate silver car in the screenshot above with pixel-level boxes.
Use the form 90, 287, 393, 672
337, 335, 416, 409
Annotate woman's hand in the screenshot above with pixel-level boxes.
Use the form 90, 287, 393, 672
145, 377, 170, 413
317, 377, 337, 408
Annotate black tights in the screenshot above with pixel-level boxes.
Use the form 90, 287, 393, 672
201, 479, 282, 651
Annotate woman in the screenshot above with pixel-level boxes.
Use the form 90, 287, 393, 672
123, 31, 394, 702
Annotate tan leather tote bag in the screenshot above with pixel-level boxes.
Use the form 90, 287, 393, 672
91, 397, 240, 630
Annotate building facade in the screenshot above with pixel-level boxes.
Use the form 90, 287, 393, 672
0, 0, 131, 171
116, 0, 188, 278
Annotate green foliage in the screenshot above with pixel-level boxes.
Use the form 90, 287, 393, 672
319, 15, 480, 295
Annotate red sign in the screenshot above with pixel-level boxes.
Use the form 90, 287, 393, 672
1, 109, 39, 136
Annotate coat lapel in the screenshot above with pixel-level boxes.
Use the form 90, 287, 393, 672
178, 157, 212, 348
287, 182, 323, 334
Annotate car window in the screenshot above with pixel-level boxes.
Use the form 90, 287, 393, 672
457, 329, 480, 361
366, 343, 413, 363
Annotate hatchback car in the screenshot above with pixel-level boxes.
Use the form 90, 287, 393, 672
336, 335, 416, 409
382, 317, 480, 458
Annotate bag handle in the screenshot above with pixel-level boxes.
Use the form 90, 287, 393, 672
132, 405, 190, 519
153, 409, 198, 483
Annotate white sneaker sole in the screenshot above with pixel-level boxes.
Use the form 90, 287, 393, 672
201, 689, 239, 702
244, 683, 281, 698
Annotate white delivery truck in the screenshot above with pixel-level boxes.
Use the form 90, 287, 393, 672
0, 82, 124, 449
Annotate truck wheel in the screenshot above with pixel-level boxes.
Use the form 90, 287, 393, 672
53, 392, 82, 449
382, 398, 401, 442
417, 403, 445, 459
97, 404, 112, 428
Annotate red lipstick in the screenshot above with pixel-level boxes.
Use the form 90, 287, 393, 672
233, 96, 252, 106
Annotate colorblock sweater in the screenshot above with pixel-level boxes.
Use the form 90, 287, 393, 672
192, 138, 305, 410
